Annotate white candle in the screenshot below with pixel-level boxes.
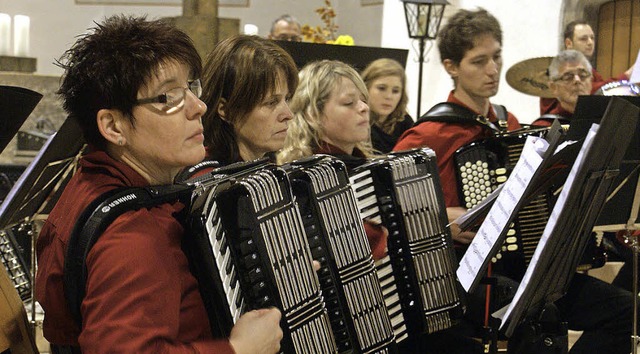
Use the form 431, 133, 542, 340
0, 13, 10, 56
13, 15, 30, 57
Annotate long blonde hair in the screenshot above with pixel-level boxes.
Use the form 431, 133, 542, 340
360, 58, 409, 135
278, 60, 375, 164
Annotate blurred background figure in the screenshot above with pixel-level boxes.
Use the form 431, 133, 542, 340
267, 14, 302, 42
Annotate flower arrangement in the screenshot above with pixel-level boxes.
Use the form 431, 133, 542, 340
301, 0, 354, 46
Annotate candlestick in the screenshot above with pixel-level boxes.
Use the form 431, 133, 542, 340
0, 14, 10, 56
13, 15, 30, 57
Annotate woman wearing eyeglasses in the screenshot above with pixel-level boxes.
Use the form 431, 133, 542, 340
36, 16, 282, 354
200, 35, 298, 166
532, 49, 593, 127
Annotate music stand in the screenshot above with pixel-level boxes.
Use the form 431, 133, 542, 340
500, 98, 639, 352
0, 116, 85, 229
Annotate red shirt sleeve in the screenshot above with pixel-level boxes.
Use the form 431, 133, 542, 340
362, 221, 388, 260
79, 205, 235, 353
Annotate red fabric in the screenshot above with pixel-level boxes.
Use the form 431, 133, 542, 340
539, 67, 629, 115
36, 149, 234, 353
393, 92, 521, 208
314, 141, 388, 260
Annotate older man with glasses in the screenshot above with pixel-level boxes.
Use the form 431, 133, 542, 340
533, 50, 593, 126
267, 14, 302, 42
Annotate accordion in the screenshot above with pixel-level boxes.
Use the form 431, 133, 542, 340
284, 155, 397, 353
0, 220, 33, 301
349, 148, 464, 341
186, 160, 337, 353
454, 129, 605, 280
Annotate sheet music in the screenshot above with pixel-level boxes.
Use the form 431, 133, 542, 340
498, 123, 600, 329
457, 136, 548, 291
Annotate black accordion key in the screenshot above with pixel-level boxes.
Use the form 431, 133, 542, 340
285, 155, 397, 354
186, 161, 337, 353
350, 148, 464, 341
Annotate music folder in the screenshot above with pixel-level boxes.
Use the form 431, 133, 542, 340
456, 120, 569, 292
498, 97, 639, 336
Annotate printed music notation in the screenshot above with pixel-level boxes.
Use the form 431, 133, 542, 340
456, 136, 549, 292
499, 124, 599, 329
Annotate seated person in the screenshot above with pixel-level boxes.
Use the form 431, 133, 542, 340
35, 16, 282, 353
395, 8, 635, 354
277, 59, 387, 260
532, 49, 593, 126
360, 58, 414, 153
200, 35, 298, 166
540, 20, 633, 114
267, 14, 302, 42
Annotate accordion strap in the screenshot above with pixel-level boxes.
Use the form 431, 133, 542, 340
415, 102, 509, 133
63, 183, 193, 327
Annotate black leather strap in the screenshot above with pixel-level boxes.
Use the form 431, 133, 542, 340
415, 102, 509, 133
63, 184, 193, 327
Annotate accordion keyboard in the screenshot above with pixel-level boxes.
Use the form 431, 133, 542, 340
350, 148, 463, 339
287, 156, 397, 353
189, 163, 337, 353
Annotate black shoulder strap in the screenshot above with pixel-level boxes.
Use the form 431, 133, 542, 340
491, 103, 509, 131
63, 183, 193, 327
174, 159, 220, 183
415, 102, 508, 133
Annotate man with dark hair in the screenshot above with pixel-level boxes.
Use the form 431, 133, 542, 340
395, 8, 635, 353
267, 14, 302, 42
540, 20, 633, 114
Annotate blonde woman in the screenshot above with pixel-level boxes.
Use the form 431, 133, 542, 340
278, 60, 386, 259
361, 58, 413, 153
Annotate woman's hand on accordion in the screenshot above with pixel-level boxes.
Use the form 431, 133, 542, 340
229, 307, 283, 354
447, 207, 476, 245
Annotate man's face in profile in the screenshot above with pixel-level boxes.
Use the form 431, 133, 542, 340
269, 20, 302, 42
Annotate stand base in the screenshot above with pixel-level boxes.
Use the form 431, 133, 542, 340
507, 303, 568, 354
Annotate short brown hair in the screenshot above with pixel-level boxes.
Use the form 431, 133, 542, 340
437, 8, 502, 65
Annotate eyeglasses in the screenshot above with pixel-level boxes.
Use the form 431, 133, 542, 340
136, 79, 202, 113
553, 69, 592, 83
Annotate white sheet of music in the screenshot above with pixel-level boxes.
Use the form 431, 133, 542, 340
457, 136, 548, 292
498, 124, 600, 329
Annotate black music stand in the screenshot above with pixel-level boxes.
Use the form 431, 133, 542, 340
567, 95, 640, 231
0, 116, 85, 229
500, 97, 639, 353
273, 40, 409, 71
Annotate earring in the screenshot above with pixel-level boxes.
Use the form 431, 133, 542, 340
118, 138, 123, 146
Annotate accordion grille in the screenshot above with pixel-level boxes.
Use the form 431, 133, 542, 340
351, 149, 463, 338
194, 164, 337, 353
292, 158, 396, 353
